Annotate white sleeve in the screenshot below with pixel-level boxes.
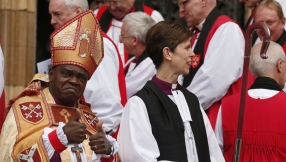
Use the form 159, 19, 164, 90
83, 37, 123, 134
93, 9, 99, 16
151, 10, 164, 22
215, 106, 224, 153
125, 58, 156, 98
118, 96, 160, 162
0, 46, 4, 95
187, 22, 244, 110
42, 122, 68, 159
201, 106, 225, 162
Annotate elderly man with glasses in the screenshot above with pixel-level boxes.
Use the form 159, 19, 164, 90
177, 0, 245, 129
254, 0, 286, 52
94, 0, 164, 64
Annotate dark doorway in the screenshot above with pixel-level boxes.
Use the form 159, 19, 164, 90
36, 0, 53, 73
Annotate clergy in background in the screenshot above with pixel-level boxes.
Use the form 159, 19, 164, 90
215, 41, 286, 161
121, 12, 157, 98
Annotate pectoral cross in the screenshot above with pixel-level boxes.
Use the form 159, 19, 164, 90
60, 108, 83, 162
71, 146, 83, 162
60, 109, 71, 122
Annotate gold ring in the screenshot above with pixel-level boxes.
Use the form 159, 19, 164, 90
94, 146, 97, 150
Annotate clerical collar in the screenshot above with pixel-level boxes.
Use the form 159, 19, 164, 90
249, 76, 282, 91
51, 93, 75, 107
196, 19, 205, 31
151, 75, 178, 95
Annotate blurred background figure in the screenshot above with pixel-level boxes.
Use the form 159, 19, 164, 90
94, 0, 164, 64
254, 0, 286, 53
120, 12, 156, 98
89, 0, 104, 10
239, 0, 261, 30
240, 0, 286, 30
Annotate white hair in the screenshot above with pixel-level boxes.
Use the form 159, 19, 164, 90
65, 0, 89, 11
48, 0, 89, 11
122, 11, 156, 44
250, 41, 285, 77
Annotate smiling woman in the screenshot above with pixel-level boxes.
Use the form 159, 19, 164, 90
118, 21, 225, 161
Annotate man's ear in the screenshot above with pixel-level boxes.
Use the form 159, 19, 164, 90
163, 47, 172, 61
277, 60, 284, 73
132, 36, 138, 45
49, 68, 54, 82
75, 7, 83, 14
201, 0, 206, 6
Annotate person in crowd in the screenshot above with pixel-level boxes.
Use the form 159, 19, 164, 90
118, 20, 225, 162
239, 0, 261, 30
49, 0, 126, 136
240, 0, 286, 30
0, 10, 118, 161
254, 0, 286, 52
94, 0, 164, 63
89, 0, 104, 11
120, 12, 156, 98
178, 0, 245, 128
215, 41, 286, 161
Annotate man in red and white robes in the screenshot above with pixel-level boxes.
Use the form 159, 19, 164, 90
215, 41, 286, 161
120, 12, 156, 98
94, 0, 164, 63
178, 0, 245, 128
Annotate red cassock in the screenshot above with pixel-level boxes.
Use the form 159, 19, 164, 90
222, 92, 286, 162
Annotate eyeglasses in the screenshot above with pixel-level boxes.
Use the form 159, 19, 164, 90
178, 0, 190, 8
119, 34, 131, 40
104, 0, 122, 7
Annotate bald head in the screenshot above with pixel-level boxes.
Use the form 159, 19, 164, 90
250, 41, 286, 88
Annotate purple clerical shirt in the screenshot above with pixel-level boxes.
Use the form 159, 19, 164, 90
151, 75, 178, 95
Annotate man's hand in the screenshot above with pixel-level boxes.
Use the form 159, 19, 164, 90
63, 109, 87, 144
89, 120, 112, 155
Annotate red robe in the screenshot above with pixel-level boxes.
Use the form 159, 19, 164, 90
222, 92, 286, 162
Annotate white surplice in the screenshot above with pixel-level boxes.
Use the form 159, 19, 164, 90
84, 37, 123, 134
125, 57, 156, 98
93, 9, 164, 63
178, 21, 244, 111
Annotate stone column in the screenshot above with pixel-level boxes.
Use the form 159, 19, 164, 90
0, 0, 36, 104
